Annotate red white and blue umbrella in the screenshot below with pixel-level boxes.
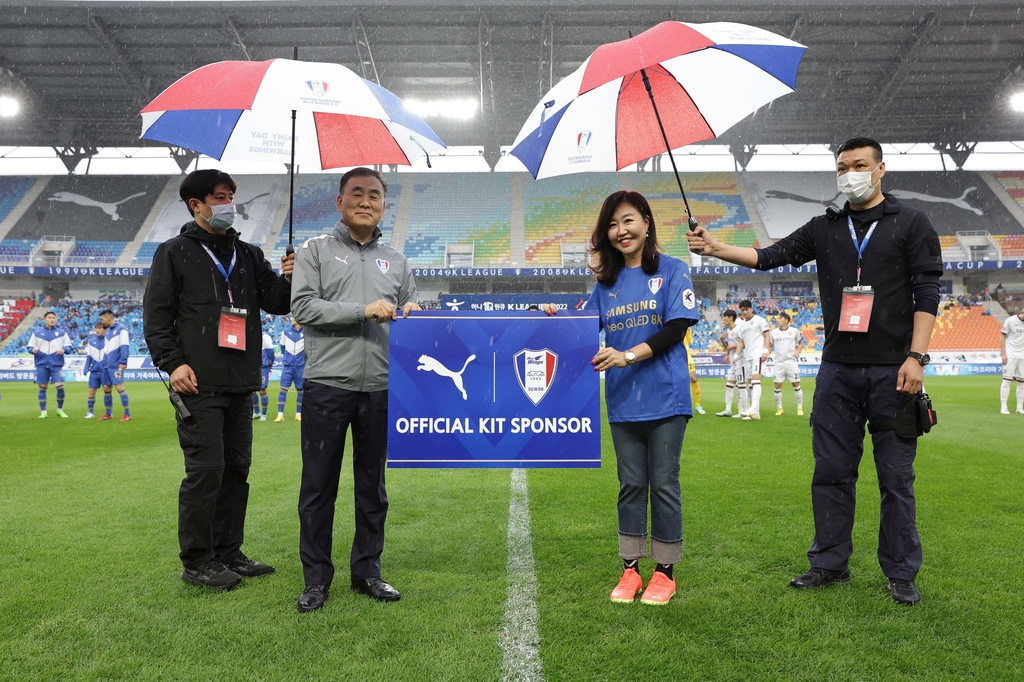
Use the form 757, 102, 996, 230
140, 58, 445, 171
510, 21, 806, 181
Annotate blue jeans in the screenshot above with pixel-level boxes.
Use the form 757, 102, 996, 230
809, 361, 921, 580
609, 415, 689, 565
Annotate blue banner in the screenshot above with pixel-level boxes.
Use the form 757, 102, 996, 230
387, 311, 601, 468
438, 294, 589, 313
0, 266, 150, 277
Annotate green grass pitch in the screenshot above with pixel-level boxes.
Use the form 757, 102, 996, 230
0, 377, 1021, 680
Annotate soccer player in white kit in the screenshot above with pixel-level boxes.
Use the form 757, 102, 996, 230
1000, 310, 1024, 414
770, 311, 806, 416
717, 309, 748, 417
734, 300, 771, 420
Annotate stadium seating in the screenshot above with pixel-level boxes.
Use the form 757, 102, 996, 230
523, 173, 618, 264
270, 176, 401, 259
133, 242, 162, 263
995, 234, 1024, 258
992, 172, 1024, 209
0, 177, 36, 222
0, 239, 38, 264
405, 174, 511, 266
4, 176, 169, 242
63, 241, 126, 265
1, 297, 146, 356
0, 171, 1023, 268
629, 173, 758, 257
929, 302, 1004, 350
0, 299, 35, 342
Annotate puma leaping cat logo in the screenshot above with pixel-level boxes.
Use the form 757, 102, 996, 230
47, 191, 146, 221
417, 354, 475, 400
888, 187, 983, 216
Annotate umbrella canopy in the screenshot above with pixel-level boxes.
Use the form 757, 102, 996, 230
510, 21, 806, 179
140, 58, 445, 170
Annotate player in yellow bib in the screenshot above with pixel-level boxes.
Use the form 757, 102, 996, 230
684, 327, 705, 415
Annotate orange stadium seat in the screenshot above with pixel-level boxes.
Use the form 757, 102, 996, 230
929, 304, 1004, 350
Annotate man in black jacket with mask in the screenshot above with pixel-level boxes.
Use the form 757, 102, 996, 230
144, 169, 294, 591
687, 138, 941, 606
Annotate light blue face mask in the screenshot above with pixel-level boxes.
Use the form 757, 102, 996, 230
201, 202, 237, 231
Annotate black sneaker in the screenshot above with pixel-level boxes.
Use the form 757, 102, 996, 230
181, 560, 242, 591
220, 553, 275, 578
888, 579, 922, 605
297, 584, 329, 613
790, 567, 852, 589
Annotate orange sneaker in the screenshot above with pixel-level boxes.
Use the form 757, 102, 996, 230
609, 567, 643, 603
640, 571, 676, 605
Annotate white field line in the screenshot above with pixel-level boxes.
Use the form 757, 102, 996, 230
499, 468, 545, 682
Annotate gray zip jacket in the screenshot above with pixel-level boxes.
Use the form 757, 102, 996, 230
290, 220, 417, 392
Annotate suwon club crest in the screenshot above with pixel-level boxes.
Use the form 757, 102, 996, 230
376, 259, 390, 274
306, 80, 330, 97
648, 277, 663, 294
577, 131, 592, 153
514, 348, 558, 406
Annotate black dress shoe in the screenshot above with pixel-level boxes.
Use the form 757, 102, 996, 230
888, 579, 922, 605
790, 567, 852, 589
181, 560, 242, 591
219, 553, 275, 578
297, 584, 329, 613
351, 577, 401, 602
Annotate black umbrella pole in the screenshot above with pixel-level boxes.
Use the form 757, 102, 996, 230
287, 109, 296, 256
639, 67, 698, 232
286, 46, 298, 256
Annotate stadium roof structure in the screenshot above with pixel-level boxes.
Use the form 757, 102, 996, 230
1, 0, 1023, 172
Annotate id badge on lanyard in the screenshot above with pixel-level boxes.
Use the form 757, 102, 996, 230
219, 307, 248, 350
839, 286, 874, 332
200, 243, 248, 350
839, 216, 878, 333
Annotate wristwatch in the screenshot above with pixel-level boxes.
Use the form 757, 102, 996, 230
907, 351, 930, 366
624, 350, 637, 366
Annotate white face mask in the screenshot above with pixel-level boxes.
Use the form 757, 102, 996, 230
200, 202, 237, 231
837, 163, 881, 205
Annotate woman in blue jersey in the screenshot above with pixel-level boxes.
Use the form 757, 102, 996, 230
550, 190, 700, 605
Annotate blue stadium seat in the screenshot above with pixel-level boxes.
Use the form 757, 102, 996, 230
405, 175, 511, 266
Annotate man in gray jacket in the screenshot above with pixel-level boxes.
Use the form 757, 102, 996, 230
291, 167, 420, 613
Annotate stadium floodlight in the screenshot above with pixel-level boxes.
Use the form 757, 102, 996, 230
403, 98, 477, 120
1012, 92, 1024, 113
0, 96, 19, 118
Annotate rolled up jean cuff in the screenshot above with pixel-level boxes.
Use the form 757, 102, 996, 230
618, 533, 647, 560
651, 538, 682, 565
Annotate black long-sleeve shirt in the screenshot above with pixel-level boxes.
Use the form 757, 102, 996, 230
143, 222, 292, 393
755, 195, 942, 365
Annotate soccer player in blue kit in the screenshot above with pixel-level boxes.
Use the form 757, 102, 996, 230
28, 311, 72, 419
547, 190, 700, 605
99, 308, 131, 422
83, 321, 107, 418
253, 330, 275, 421
275, 316, 304, 422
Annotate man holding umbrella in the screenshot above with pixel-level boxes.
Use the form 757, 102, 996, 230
290, 167, 420, 613
687, 138, 941, 605
144, 169, 294, 592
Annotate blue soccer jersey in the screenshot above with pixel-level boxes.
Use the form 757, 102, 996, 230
102, 322, 130, 369
587, 255, 700, 422
28, 326, 72, 368
279, 327, 305, 368
83, 332, 107, 374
